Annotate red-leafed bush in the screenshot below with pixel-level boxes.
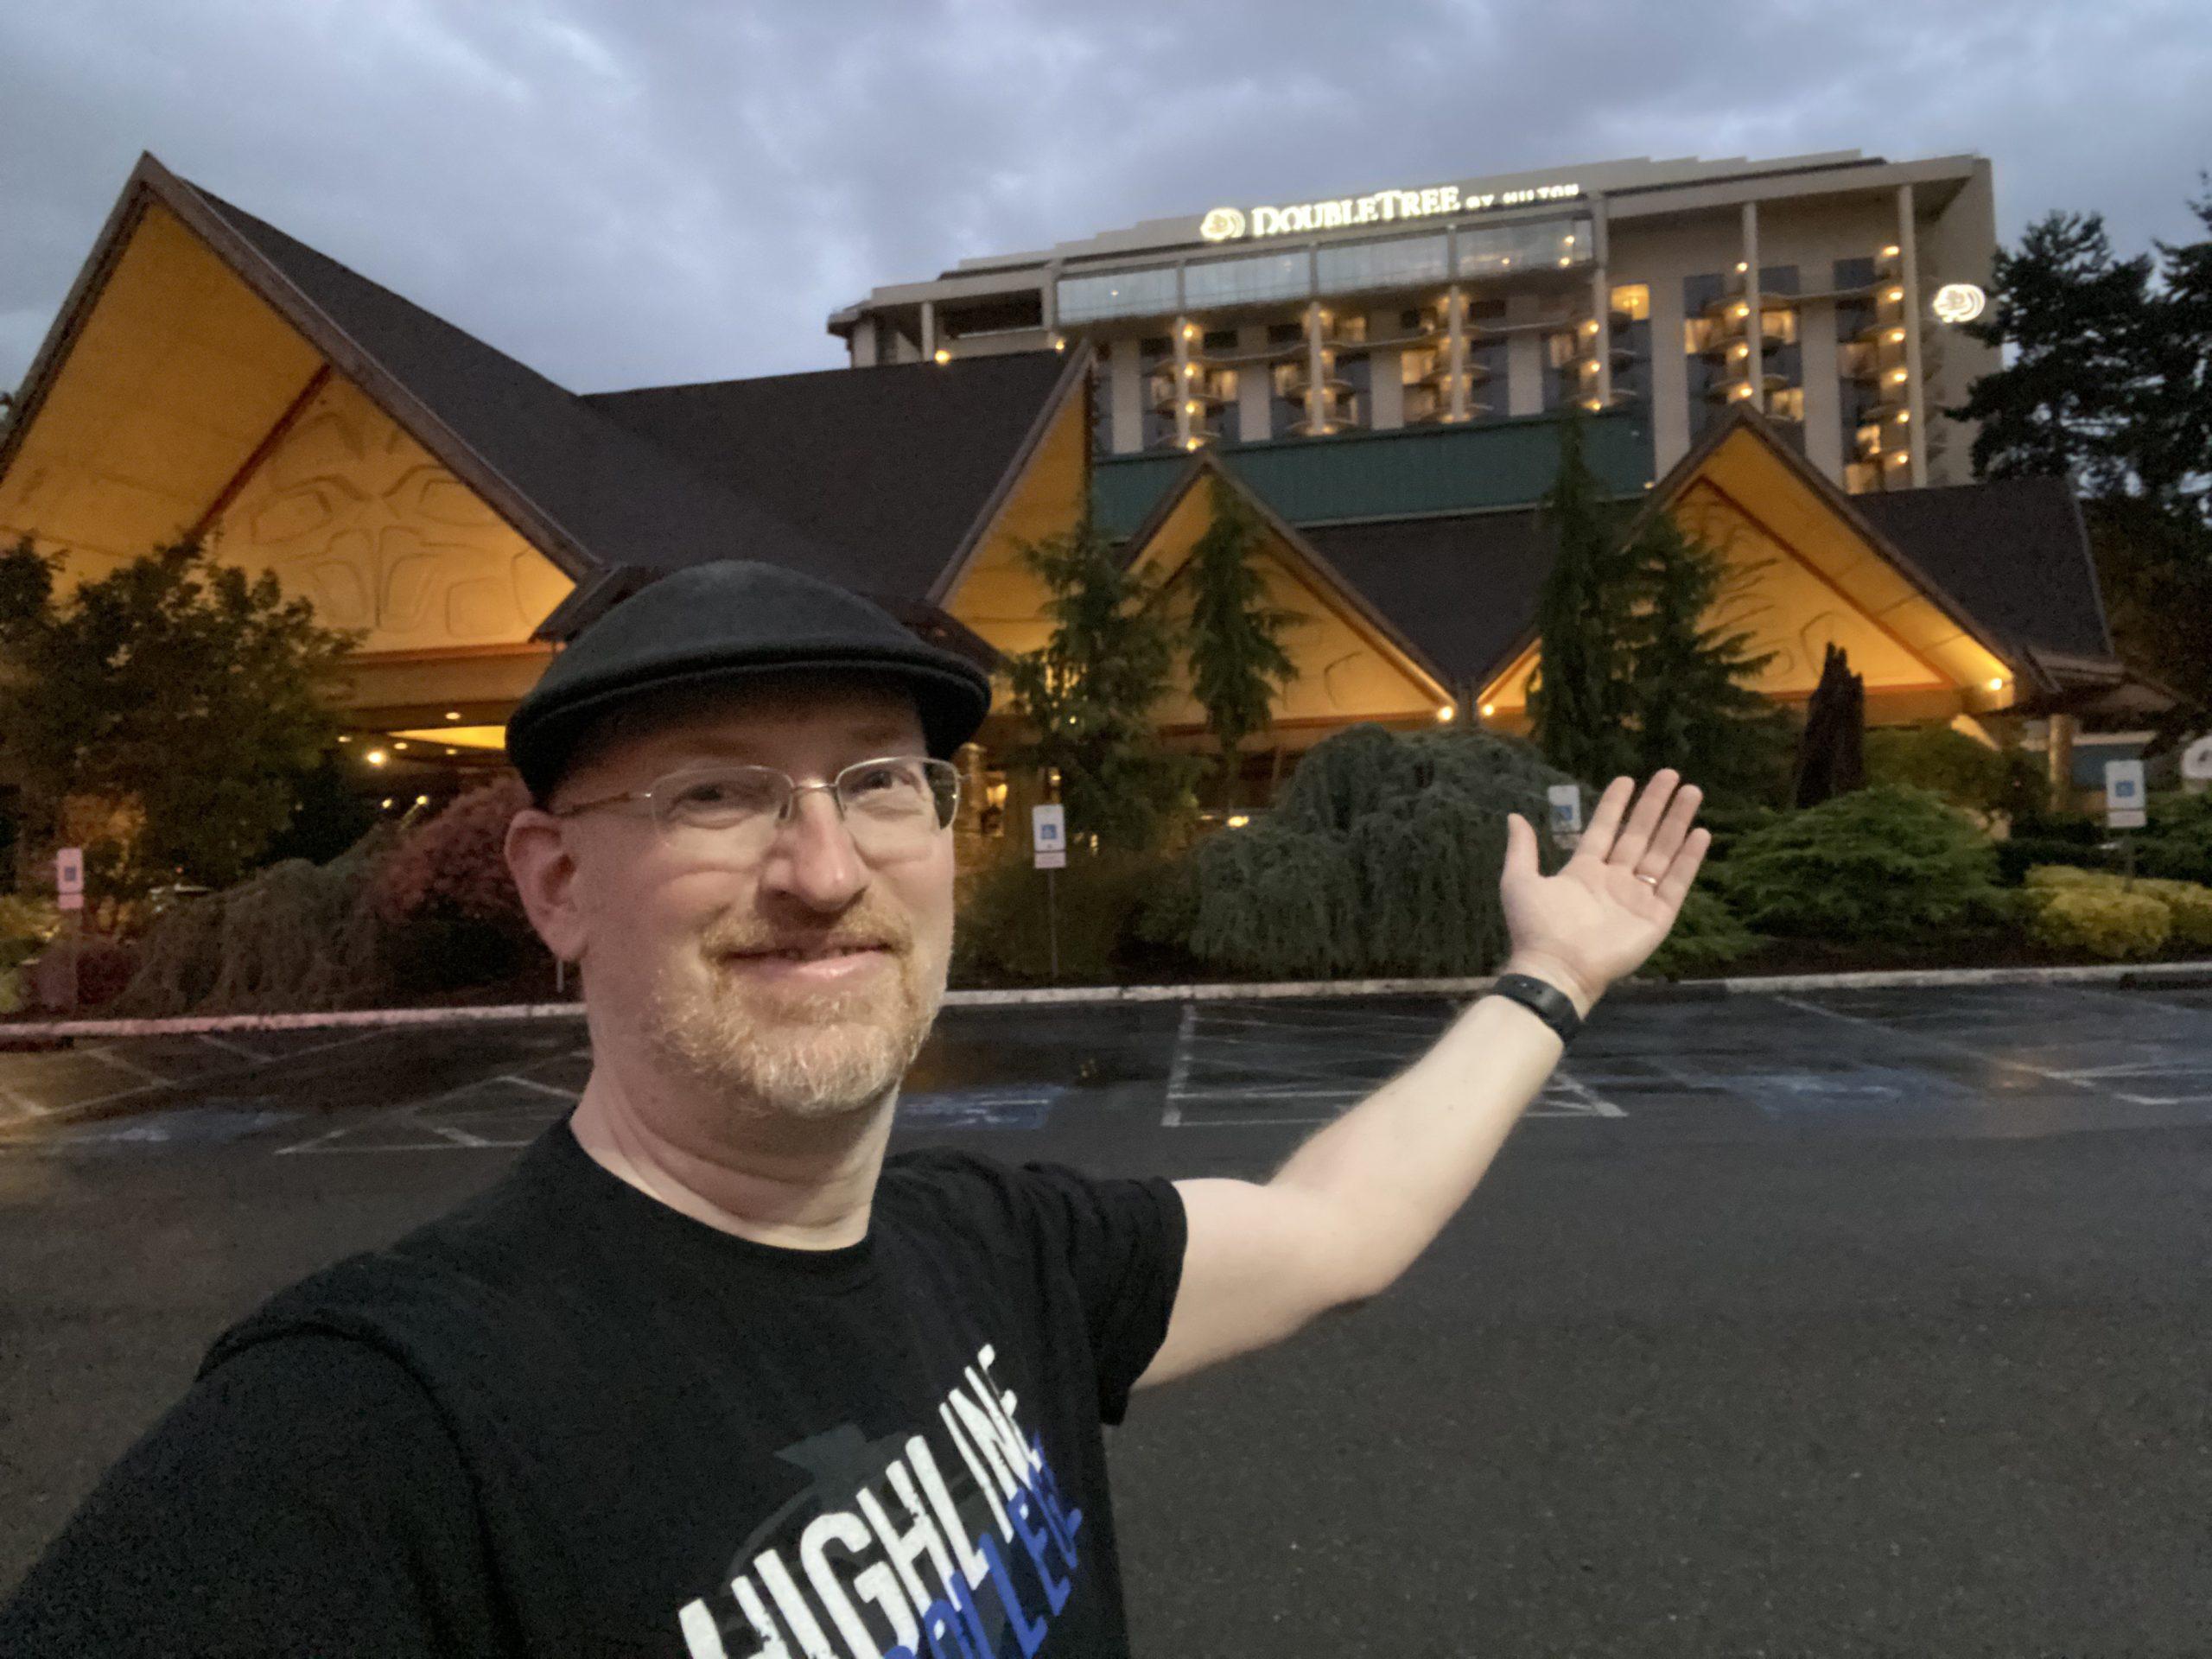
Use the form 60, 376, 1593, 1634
373, 775, 543, 990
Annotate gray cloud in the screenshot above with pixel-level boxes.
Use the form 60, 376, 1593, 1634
3, 0, 2208, 396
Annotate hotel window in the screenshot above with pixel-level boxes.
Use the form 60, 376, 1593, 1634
1315, 232, 1450, 298
1833, 257, 1886, 485
1456, 214, 1592, 281
1182, 251, 1311, 311
1057, 264, 1179, 325
1198, 329, 1243, 442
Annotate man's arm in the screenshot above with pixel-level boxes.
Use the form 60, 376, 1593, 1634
1136, 771, 1709, 1389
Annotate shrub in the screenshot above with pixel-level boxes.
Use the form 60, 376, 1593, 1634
2133, 879, 2212, 948
1182, 724, 1576, 979
0, 967, 23, 1016
0, 894, 60, 976
372, 776, 541, 991
1712, 786, 2005, 944
953, 846, 1192, 985
2023, 863, 2111, 891
2135, 791, 2212, 884
2030, 887, 2171, 959
1865, 724, 2044, 821
1642, 887, 1764, 980
113, 826, 397, 1015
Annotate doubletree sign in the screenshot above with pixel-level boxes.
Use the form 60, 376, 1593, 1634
1200, 180, 1584, 243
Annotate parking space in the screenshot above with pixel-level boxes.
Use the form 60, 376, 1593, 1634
5, 980, 2212, 1652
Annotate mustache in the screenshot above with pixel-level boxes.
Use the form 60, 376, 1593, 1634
700, 900, 915, 958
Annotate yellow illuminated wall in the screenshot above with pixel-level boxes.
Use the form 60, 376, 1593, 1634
211, 376, 571, 652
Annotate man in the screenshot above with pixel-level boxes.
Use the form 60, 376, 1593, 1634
0, 561, 1707, 1656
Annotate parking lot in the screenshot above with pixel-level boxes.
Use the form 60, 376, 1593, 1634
5, 979, 2211, 1653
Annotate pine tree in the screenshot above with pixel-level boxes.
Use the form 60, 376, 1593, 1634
1181, 474, 1302, 808
1619, 512, 1790, 801
2131, 186, 2212, 525
1001, 519, 1199, 851
1948, 211, 2153, 497
1527, 414, 1638, 782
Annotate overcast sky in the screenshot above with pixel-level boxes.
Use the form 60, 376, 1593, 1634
3, 0, 2208, 397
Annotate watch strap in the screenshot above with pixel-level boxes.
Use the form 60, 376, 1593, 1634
1488, 971, 1584, 1046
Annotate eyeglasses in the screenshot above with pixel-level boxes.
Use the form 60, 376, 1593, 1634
552, 756, 960, 865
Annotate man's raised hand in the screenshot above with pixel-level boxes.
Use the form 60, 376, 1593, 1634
1498, 770, 1712, 1014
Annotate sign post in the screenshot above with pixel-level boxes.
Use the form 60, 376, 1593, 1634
54, 848, 84, 1017
2104, 759, 2147, 885
1031, 805, 1066, 981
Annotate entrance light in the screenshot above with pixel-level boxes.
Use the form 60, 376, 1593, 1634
933, 348, 950, 365
365, 748, 388, 766
1434, 705, 1455, 724
1882, 245, 1900, 258
443, 710, 461, 721
1480, 702, 1497, 717
1986, 677, 2005, 691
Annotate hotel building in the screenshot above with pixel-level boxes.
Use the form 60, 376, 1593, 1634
832, 149, 1999, 498
0, 151, 2161, 867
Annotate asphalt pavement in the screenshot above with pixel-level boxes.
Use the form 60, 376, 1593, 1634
3, 981, 2210, 1655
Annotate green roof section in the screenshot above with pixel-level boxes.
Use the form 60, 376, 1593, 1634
1092, 408, 1654, 536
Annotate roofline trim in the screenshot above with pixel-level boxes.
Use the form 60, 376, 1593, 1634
1121, 450, 1458, 706
924, 344, 1096, 608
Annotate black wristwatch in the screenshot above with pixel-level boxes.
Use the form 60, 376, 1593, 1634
1487, 972, 1586, 1046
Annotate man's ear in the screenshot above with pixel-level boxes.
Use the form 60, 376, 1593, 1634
505, 807, 588, 964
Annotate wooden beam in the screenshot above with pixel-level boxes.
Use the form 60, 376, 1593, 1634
189, 363, 331, 541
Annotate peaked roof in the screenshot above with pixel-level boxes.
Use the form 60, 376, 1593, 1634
0, 155, 871, 607
1119, 450, 1457, 697
1853, 476, 2112, 662
584, 350, 1088, 601
1298, 410, 2120, 696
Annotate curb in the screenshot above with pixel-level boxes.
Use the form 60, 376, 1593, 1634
4, 959, 2210, 1043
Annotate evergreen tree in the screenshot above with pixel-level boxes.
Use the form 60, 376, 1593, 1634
0, 536, 359, 901
1181, 474, 1302, 808
1948, 211, 2153, 497
1527, 415, 1638, 782
1001, 519, 1198, 850
1618, 512, 1789, 801
2130, 186, 2212, 524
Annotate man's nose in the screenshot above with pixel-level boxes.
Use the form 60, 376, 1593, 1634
757, 787, 869, 911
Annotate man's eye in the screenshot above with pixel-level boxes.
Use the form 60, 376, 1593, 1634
674, 777, 779, 814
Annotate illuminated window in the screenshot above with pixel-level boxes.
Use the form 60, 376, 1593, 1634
1609, 283, 1650, 322
1769, 386, 1806, 422
1457, 215, 1592, 280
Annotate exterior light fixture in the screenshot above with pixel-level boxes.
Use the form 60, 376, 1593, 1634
336, 734, 351, 744
1581, 319, 1600, 336
1052, 335, 1066, 352
1896, 410, 1911, 423
381, 798, 394, 810
1185, 437, 1202, 450
1889, 328, 1906, 342
1557, 257, 1571, 268
1987, 677, 2005, 691
1886, 288, 1904, 302
392, 741, 409, 751
1435, 705, 1455, 724
1732, 343, 1749, 359
1734, 303, 1750, 319
1184, 323, 1199, 340
1185, 400, 1201, 415
443, 710, 461, 721
1226, 815, 1249, 828
1480, 702, 1497, 717
1890, 369, 1908, 383
1586, 397, 1602, 410
1886, 450, 1908, 465
1736, 261, 1749, 274
933, 348, 950, 365
365, 749, 388, 766
414, 794, 430, 806
1882, 245, 1900, 259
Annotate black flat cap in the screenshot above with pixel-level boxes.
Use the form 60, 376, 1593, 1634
506, 562, 993, 798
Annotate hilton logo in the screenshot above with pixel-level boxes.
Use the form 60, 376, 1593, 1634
1931, 283, 1987, 324
1198, 207, 1248, 243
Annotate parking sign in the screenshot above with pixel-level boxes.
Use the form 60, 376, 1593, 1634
2104, 759, 2147, 830
1032, 804, 1067, 869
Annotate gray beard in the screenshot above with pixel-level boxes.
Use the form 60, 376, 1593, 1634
642, 951, 941, 1120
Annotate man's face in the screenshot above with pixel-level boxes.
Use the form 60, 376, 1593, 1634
539, 674, 955, 1123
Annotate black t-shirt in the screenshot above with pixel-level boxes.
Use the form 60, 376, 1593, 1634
0, 1119, 1186, 1656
